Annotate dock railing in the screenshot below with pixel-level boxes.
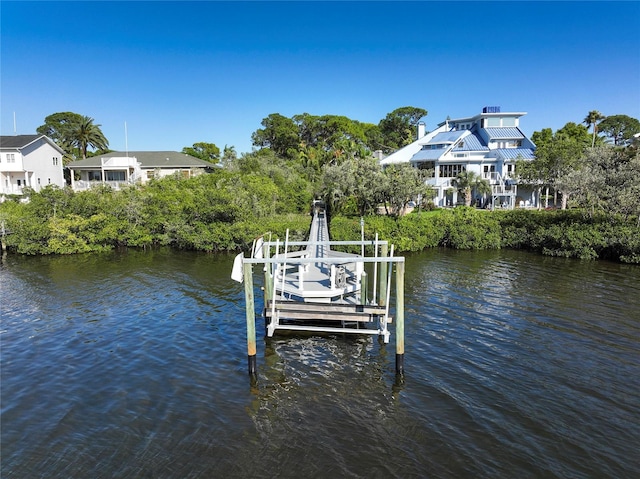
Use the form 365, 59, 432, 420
235, 238, 405, 376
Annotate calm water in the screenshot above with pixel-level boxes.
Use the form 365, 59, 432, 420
1, 248, 639, 478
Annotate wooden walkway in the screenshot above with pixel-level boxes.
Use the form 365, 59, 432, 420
272, 208, 363, 302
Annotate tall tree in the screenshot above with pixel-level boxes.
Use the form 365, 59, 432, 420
583, 110, 605, 148
182, 142, 221, 163
380, 163, 431, 215
378, 106, 427, 153
251, 113, 300, 159
37, 112, 84, 161
72, 116, 109, 160
220, 145, 237, 167
451, 170, 490, 207
597, 114, 640, 145
321, 156, 384, 216
521, 122, 593, 209
37, 112, 109, 162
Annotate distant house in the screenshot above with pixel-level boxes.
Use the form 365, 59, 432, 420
0, 135, 66, 195
67, 151, 216, 191
380, 107, 538, 209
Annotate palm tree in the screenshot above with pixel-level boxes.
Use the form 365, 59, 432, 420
451, 170, 490, 207
583, 110, 605, 148
71, 116, 109, 160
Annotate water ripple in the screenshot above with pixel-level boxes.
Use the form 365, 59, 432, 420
1, 248, 639, 478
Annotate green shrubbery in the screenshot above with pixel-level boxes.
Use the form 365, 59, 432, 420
2, 179, 638, 263
0, 171, 312, 255
330, 208, 501, 252
330, 208, 639, 263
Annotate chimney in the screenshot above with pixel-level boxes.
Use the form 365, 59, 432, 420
417, 121, 426, 139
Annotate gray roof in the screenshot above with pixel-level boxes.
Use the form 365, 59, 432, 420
484, 128, 525, 140
1, 134, 49, 149
67, 151, 216, 169
0, 134, 66, 155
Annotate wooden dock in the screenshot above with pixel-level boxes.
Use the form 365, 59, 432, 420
233, 202, 406, 375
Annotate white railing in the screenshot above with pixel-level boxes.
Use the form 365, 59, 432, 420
492, 184, 516, 195
73, 180, 132, 191
426, 178, 452, 188
0, 186, 25, 195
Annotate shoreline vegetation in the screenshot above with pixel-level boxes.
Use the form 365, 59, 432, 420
1, 177, 638, 264
4, 107, 638, 263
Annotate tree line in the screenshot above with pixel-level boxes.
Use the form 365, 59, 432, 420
2, 106, 637, 261
516, 115, 640, 220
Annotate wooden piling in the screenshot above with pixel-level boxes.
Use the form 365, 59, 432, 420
243, 261, 257, 375
360, 271, 368, 305
395, 260, 405, 375
263, 242, 272, 304
379, 243, 389, 306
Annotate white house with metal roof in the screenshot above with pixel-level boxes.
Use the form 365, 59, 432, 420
0, 135, 66, 195
381, 107, 538, 209
67, 151, 216, 191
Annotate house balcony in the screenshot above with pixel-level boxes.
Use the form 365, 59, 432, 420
492, 184, 516, 195
426, 178, 452, 188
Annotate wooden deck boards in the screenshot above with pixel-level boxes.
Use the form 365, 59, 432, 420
265, 300, 391, 323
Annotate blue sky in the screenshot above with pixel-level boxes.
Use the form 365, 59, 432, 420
2, 1, 639, 154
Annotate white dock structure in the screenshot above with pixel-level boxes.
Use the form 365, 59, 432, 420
233, 202, 406, 376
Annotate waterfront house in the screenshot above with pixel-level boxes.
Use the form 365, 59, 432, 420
67, 151, 216, 191
0, 135, 66, 195
380, 107, 537, 209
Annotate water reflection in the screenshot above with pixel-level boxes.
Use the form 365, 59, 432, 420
1, 248, 639, 478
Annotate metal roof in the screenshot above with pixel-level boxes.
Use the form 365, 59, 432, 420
494, 148, 535, 160
451, 132, 489, 151
426, 130, 467, 144
410, 148, 447, 161
484, 128, 525, 140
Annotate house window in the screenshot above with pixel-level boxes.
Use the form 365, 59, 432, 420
483, 165, 496, 179
88, 171, 102, 181
439, 164, 466, 177
38, 178, 41, 185
106, 171, 126, 181
7, 154, 15, 163
53, 157, 59, 166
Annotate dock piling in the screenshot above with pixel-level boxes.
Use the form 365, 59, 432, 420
379, 243, 389, 306
395, 260, 405, 375
243, 261, 257, 375
235, 203, 408, 375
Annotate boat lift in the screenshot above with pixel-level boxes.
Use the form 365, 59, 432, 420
232, 204, 406, 376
